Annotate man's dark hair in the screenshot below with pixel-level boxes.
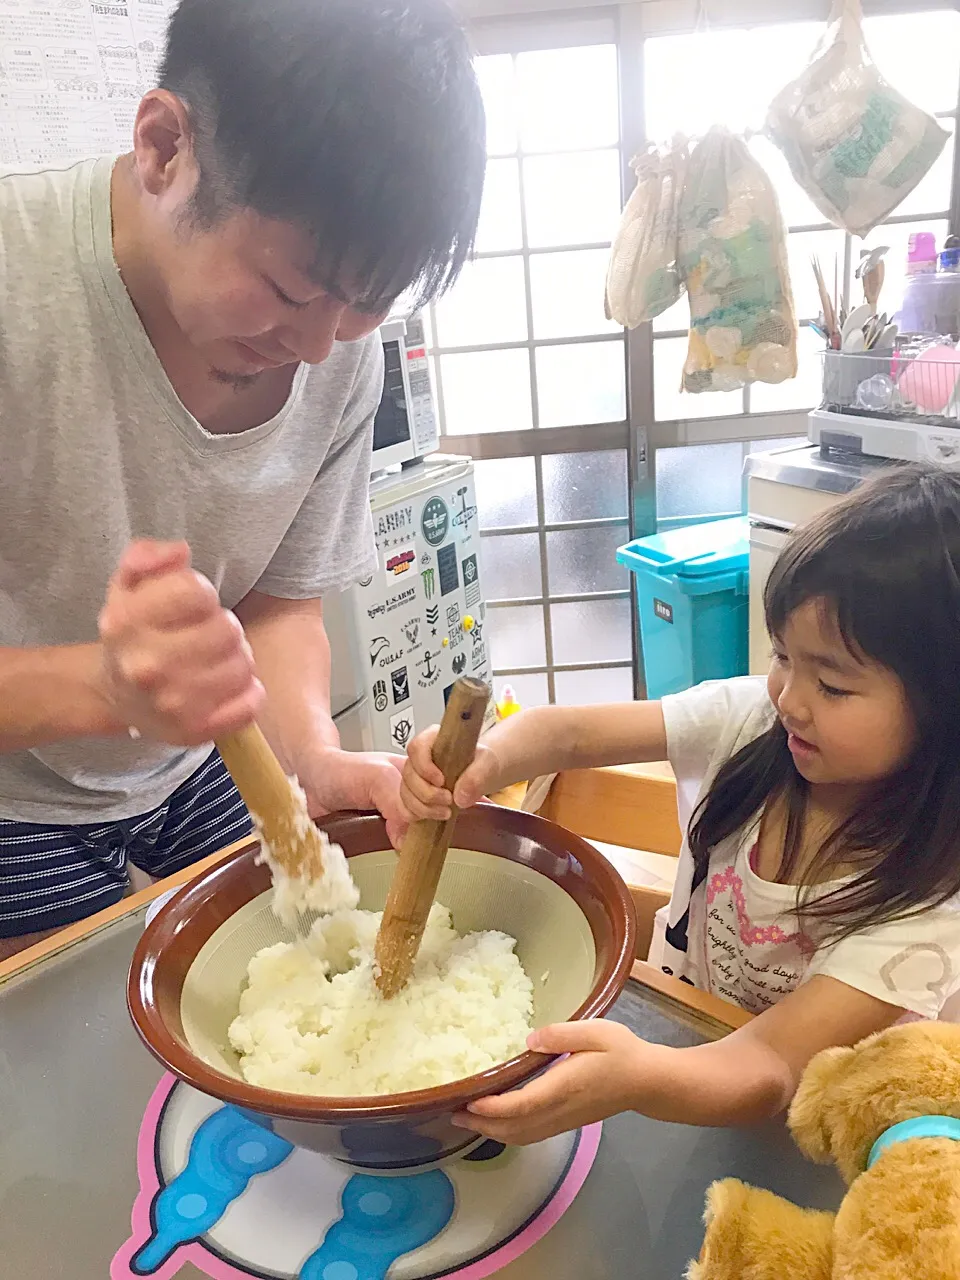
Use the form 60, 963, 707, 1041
159, 0, 486, 310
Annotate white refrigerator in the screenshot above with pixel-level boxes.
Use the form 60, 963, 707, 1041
325, 456, 493, 754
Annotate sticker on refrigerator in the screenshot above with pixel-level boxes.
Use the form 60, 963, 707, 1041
421, 566, 436, 600
442, 682, 455, 707
425, 603, 440, 633
389, 708, 415, 750
372, 679, 389, 713
366, 586, 417, 621
358, 575, 373, 589
437, 543, 459, 596
385, 547, 416, 578
370, 636, 404, 669
391, 666, 410, 705
376, 506, 413, 542
401, 617, 422, 651
416, 648, 442, 688
452, 652, 466, 676
451, 486, 477, 535
421, 497, 449, 547
461, 553, 481, 608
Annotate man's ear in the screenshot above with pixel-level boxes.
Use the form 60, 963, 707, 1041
131, 89, 198, 200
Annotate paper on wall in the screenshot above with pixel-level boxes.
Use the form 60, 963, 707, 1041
0, 0, 176, 167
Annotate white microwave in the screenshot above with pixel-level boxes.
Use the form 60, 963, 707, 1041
373, 314, 440, 470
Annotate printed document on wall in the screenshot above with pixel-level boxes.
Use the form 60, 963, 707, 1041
0, 0, 176, 166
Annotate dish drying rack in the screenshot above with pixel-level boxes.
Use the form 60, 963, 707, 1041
810, 348, 960, 466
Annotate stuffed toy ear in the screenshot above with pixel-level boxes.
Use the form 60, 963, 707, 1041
687, 1179, 834, 1280
788, 1043, 856, 1163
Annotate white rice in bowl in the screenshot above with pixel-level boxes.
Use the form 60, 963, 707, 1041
228, 903, 534, 1096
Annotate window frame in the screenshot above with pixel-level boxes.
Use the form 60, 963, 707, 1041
440, 0, 960, 699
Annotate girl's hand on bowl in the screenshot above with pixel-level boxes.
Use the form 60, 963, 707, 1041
451, 1020, 661, 1146
400, 725, 501, 820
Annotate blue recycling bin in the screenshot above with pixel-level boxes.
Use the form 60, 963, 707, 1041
617, 517, 750, 700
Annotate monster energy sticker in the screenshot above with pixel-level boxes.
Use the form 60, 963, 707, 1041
391, 666, 410, 704
390, 708, 415, 750
437, 543, 459, 597
461, 553, 481, 608
421, 496, 449, 547
416, 648, 442, 689
373, 679, 388, 713
421, 567, 436, 600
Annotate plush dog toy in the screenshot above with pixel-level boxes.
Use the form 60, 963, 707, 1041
689, 1021, 960, 1279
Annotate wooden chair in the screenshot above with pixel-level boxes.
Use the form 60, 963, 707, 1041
504, 764, 752, 1035
537, 763, 682, 963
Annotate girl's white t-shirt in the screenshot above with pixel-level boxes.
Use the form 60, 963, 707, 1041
659, 676, 960, 1019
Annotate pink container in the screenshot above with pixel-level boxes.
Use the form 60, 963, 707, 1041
897, 344, 960, 413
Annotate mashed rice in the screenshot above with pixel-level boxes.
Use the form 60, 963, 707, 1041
228, 904, 534, 1096
251, 777, 360, 927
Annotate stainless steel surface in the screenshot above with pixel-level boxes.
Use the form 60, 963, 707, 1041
744, 442, 889, 497
0, 910, 841, 1279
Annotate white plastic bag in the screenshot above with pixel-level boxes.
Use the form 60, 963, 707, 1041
765, 0, 947, 238
605, 139, 687, 328
678, 127, 797, 393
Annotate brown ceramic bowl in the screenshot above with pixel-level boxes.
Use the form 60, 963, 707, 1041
128, 805, 636, 1170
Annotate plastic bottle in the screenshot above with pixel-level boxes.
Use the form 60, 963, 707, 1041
906, 231, 938, 276
939, 234, 960, 273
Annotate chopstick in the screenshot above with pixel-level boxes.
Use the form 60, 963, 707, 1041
811, 256, 839, 349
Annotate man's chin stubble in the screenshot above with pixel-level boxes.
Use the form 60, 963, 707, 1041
209, 367, 263, 390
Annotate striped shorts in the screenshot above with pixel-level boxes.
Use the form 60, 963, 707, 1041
0, 749, 253, 938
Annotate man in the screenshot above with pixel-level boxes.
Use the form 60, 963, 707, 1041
0, 0, 486, 955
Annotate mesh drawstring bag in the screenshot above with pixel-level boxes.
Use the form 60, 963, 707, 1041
605, 139, 688, 328
678, 127, 798, 393
765, 0, 947, 238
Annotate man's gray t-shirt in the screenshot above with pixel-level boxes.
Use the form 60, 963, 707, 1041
0, 156, 380, 823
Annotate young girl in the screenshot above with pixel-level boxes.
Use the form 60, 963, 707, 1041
401, 464, 960, 1146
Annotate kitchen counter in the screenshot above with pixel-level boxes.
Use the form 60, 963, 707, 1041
0, 864, 841, 1279
744, 441, 891, 502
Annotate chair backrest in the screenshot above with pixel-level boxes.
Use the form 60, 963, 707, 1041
538, 765, 682, 856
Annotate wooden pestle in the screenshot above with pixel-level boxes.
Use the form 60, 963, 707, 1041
374, 676, 490, 998
216, 722, 330, 883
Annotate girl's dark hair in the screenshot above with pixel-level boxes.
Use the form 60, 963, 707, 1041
159, 0, 486, 312
689, 463, 960, 941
